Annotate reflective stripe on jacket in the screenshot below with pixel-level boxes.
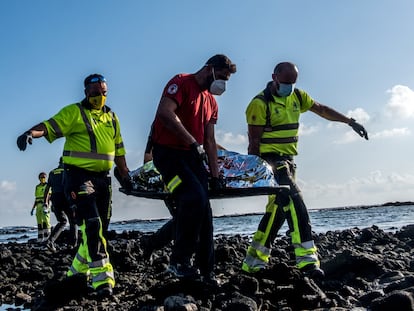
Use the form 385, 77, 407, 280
43, 101, 126, 172
245, 83, 314, 155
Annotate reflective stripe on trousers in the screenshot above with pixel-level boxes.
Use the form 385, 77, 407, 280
294, 240, 319, 269
242, 196, 278, 273
242, 238, 271, 273
166, 175, 182, 193
242, 194, 319, 272
67, 219, 115, 289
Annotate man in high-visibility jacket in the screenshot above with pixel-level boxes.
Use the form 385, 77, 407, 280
17, 73, 131, 298
242, 62, 368, 278
30, 172, 51, 243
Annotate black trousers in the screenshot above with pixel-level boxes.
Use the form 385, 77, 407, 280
63, 165, 112, 261
152, 144, 214, 275
259, 153, 313, 246
50, 192, 78, 246
150, 218, 175, 249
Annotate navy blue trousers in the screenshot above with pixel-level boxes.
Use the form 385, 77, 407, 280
152, 144, 214, 275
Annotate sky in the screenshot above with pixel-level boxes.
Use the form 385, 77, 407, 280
1, 1, 414, 228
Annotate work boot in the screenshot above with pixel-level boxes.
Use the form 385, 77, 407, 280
67, 243, 77, 251
166, 263, 199, 279
301, 264, 325, 279
46, 240, 56, 252
201, 272, 219, 287
140, 235, 154, 260
37, 235, 43, 243
96, 283, 113, 298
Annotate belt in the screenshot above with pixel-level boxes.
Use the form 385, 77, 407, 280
63, 164, 109, 178
260, 152, 294, 161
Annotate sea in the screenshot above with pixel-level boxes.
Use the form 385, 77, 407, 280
1, 204, 413, 244
0, 204, 413, 311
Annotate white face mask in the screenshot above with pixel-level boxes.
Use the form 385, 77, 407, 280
210, 80, 226, 95
209, 68, 226, 95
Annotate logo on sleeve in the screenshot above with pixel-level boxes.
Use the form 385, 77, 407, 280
293, 101, 299, 112
167, 84, 178, 95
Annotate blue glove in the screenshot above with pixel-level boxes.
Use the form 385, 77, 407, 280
30, 209, 34, 216
43, 204, 49, 214
17, 131, 32, 151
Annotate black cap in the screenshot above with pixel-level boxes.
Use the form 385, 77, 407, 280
206, 54, 237, 73
84, 74, 106, 87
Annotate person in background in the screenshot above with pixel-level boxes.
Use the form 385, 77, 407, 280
44, 157, 78, 252
140, 132, 177, 260
31, 172, 51, 243
138, 122, 177, 259
17, 73, 131, 298
150, 54, 236, 284
242, 61, 368, 278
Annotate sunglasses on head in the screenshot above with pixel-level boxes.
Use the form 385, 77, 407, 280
88, 76, 106, 84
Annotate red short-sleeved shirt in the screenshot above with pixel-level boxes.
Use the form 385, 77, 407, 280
152, 73, 218, 149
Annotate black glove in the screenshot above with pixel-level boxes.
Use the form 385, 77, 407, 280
190, 142, 208, 164
122, 177, 133, 192
114, 166, 133, 192
209, 177, 226, 193
163, 196, 177, 217
349, 118, 368, 140
69, 204, 81, 226
17, 131, 33, 151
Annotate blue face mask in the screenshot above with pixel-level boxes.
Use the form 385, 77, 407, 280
277, 83, 295, 97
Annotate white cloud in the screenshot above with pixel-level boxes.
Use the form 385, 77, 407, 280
333, 130, 361, 144
347, 107, 371, 123
301, 170, 414, 209
0, 180, 33, 227
327, 107, 370, 130
215, 130, 248, 152
0, 180, 16, 194
328, 107, 371, 144
370, 128, 411, 139
299, 123, 318, 136
385, 85, 414, 118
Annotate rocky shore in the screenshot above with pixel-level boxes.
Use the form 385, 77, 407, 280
1, 225, 414, 310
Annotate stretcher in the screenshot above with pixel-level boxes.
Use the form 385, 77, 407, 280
119, 185, 289, 200
117, 150, 290, 200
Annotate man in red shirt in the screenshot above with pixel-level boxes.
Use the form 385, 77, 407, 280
151, 54, 236, 284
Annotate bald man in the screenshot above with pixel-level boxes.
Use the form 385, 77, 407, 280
242, 62, 368, 278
